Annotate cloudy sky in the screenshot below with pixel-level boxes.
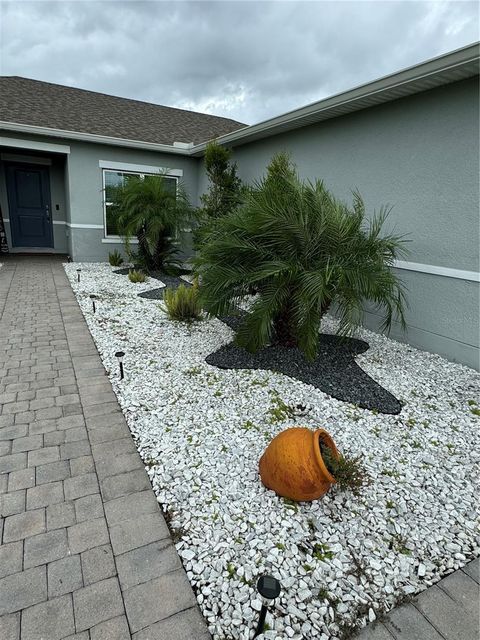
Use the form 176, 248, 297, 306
0, 1, 478, 124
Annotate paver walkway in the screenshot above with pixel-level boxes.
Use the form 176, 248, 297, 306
0, 256, 210, 640
355, 557, 479, 639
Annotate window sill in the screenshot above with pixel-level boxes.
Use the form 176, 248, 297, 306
101, 237, 139, 244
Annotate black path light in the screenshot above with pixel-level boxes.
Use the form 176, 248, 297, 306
115, 351, 125, 380
253, 574, 281, 638
89, 294, 98, 313
77, 268, 81, 283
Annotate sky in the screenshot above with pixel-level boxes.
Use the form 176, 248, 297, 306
0, 0, 478, 125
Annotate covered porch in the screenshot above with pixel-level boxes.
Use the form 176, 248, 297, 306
0, 135, 71, 256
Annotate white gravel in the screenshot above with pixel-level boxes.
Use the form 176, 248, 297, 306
65, 262, 480, 640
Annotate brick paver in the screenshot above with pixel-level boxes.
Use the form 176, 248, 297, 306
354, 557, 479, 640
0, 256, 210, 639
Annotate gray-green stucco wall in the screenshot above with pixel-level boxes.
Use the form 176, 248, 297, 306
0, 131, 199, 262
66, 141, 199, 262
199, 78, 479, 369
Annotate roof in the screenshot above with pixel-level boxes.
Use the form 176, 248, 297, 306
190, 41, 480, 155
0, 76, 245, 145
0, 43, 478, 156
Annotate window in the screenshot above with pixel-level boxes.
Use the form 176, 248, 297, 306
102, 169, 178, 238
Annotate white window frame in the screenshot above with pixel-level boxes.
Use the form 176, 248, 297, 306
101, 164, 181, 240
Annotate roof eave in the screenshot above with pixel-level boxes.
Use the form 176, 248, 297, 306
1, 43, 478, 158
0, 121, 194, 155
190, 41, 480, 156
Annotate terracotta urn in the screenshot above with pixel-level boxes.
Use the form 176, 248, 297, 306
259, 427, 340, 501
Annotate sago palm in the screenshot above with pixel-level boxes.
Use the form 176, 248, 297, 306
110, 174, 192, 272
195, 154, 408, 360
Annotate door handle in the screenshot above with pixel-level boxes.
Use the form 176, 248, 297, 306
45, 205, 50, 221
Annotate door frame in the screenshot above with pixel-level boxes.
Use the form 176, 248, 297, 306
5, 162, 54, 249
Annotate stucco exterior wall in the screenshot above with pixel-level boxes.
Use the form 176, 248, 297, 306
0, 131, 198, 262
66, 140, 198, 262
197, 78, 480, 369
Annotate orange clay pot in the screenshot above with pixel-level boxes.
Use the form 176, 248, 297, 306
259, 427, 340, 502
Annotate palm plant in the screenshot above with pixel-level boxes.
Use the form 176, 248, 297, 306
195, 154, 408, 360
110, 174, 193, 272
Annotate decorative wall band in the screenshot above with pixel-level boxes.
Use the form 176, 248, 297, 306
394, 260, 479, 283
3, 219, 71, 227
1, 217, 478, 283
1, 220, 103, 229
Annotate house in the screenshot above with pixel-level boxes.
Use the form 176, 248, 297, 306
0, 43, 478, 369
0, 76, 245, 259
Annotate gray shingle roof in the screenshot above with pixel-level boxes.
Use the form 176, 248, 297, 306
0, 76, 245, 145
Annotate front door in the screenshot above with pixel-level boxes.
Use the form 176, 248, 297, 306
5, 163, 53, 248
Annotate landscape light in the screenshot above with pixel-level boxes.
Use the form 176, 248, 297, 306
77, 269, 81, 283
253, 574, 281, 638
115, 351, 125, 380
89, 294, 98, 313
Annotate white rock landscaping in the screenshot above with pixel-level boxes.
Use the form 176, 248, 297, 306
65, 262, 479, 640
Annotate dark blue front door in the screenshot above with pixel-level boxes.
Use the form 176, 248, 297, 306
5, 164, 53, 248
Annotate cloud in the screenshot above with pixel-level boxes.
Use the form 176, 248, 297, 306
0, 0, 478, 124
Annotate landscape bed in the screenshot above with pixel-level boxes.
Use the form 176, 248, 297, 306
65, 262, 479, 640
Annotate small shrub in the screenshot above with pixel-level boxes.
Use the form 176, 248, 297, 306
162, 282, 202, 321
128, 269, 146, 283
320, 442, 371, 495
194, 141, 244, 249
108, 250, 123, 266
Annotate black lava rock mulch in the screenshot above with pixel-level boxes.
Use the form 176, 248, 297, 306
148, 271, 193, 289
114, 266, 400, 414
113, 267, 139, 276
206, 333, 402, 415
112, 268, 192, 296
218, 310, 249, 332
137, 288, 166, 300
136, 276, 192, 300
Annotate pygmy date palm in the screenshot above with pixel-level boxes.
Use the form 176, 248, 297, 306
195, 154, 408, 360
111, 174, 192, 272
